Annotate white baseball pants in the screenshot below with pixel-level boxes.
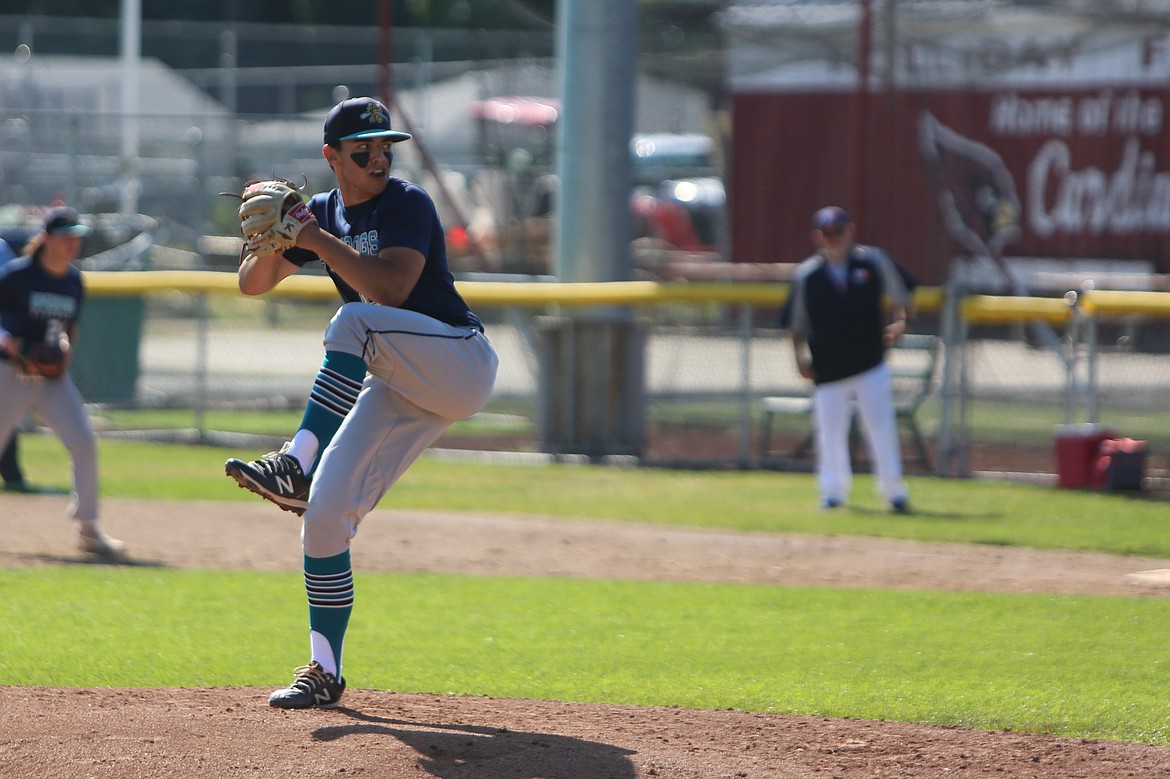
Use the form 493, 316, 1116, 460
812, 362, 908, 506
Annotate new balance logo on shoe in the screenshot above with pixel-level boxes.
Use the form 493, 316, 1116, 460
224, 445, 311, 516
268, 661, 346, 709
275, 474, 296, 495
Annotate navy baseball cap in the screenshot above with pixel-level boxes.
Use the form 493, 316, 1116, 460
43, 206, 91, 237
324, 97, 412, 147
811, 206, 851, 231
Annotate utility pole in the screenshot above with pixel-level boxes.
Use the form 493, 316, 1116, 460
554, 0, 637, 283
851, 0, 873, 219
538, 0, 645, 459
118, 0, 141, 214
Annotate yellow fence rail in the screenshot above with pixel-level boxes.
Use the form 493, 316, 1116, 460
84, 271, 1170, 323
84, 271, 955, 311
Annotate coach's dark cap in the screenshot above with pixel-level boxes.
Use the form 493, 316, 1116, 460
324, 97, 412, 147
43, 206, 91, 237
811, 206, 851, 231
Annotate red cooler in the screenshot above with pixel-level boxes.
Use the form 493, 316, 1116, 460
1054, 424, 1115, 488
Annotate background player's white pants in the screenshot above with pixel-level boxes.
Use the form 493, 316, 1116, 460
0, 361, 99, 522
812, 362, 907, 506
302, 303, 499, 558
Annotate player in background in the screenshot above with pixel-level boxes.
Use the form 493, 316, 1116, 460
223, 97, 498, 709
0, 207, 126, 554
0, 235, 28, 492
787, 206, 912, 514
0, 414, 26, 491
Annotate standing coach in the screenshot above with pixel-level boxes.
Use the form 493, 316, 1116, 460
787, 206, 913, 514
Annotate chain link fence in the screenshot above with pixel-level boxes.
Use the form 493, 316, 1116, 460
44, 278, 1165, 488
3, 9, 1168, 486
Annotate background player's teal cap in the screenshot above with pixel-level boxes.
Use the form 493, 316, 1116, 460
324, 97, 413, 146
43, 206, 91, 237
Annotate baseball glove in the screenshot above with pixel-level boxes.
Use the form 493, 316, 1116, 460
232, 178, 316, 255
18, 341, 68, 380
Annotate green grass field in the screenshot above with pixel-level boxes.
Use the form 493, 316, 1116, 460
5, 435, 1170, 743
20, 435, 1170, 556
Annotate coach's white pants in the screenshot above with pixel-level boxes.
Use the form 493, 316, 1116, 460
812, 362, 907, 506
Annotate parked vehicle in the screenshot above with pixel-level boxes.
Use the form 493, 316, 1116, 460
456, 97, 726, 274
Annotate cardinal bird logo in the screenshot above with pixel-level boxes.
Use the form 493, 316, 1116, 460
918, 110, 1021, 261
919, 110, 1067, 356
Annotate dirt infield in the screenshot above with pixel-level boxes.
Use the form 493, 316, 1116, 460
4, 494, 1170, 778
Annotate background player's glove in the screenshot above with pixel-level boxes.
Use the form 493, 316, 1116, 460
18, 341, 68, 380
235, 179, 316, 255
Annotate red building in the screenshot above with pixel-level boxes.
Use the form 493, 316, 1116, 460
722, 3, 1170, 287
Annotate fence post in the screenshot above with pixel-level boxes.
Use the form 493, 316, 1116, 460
936, 280, 964, 477
1086, 303, 1099, 424
194, 291, 209, 441
1063, 291, 1081, 425
955, 305, 972, 477
737, 304, 753, 467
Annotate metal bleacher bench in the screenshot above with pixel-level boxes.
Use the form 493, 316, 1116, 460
757, 333, 941, 469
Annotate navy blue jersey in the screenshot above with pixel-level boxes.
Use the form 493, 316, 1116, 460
0, 254, 84, 365
283, 178, 482, 331
788, 244, 910, 384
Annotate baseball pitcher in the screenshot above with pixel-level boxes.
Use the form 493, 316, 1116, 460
223, 97, 498, 709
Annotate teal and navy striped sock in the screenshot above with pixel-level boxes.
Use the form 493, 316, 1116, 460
305, 550, 353, 679
298, 350, 366, 475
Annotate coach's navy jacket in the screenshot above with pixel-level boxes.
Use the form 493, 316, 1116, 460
787, 244, 912, 385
